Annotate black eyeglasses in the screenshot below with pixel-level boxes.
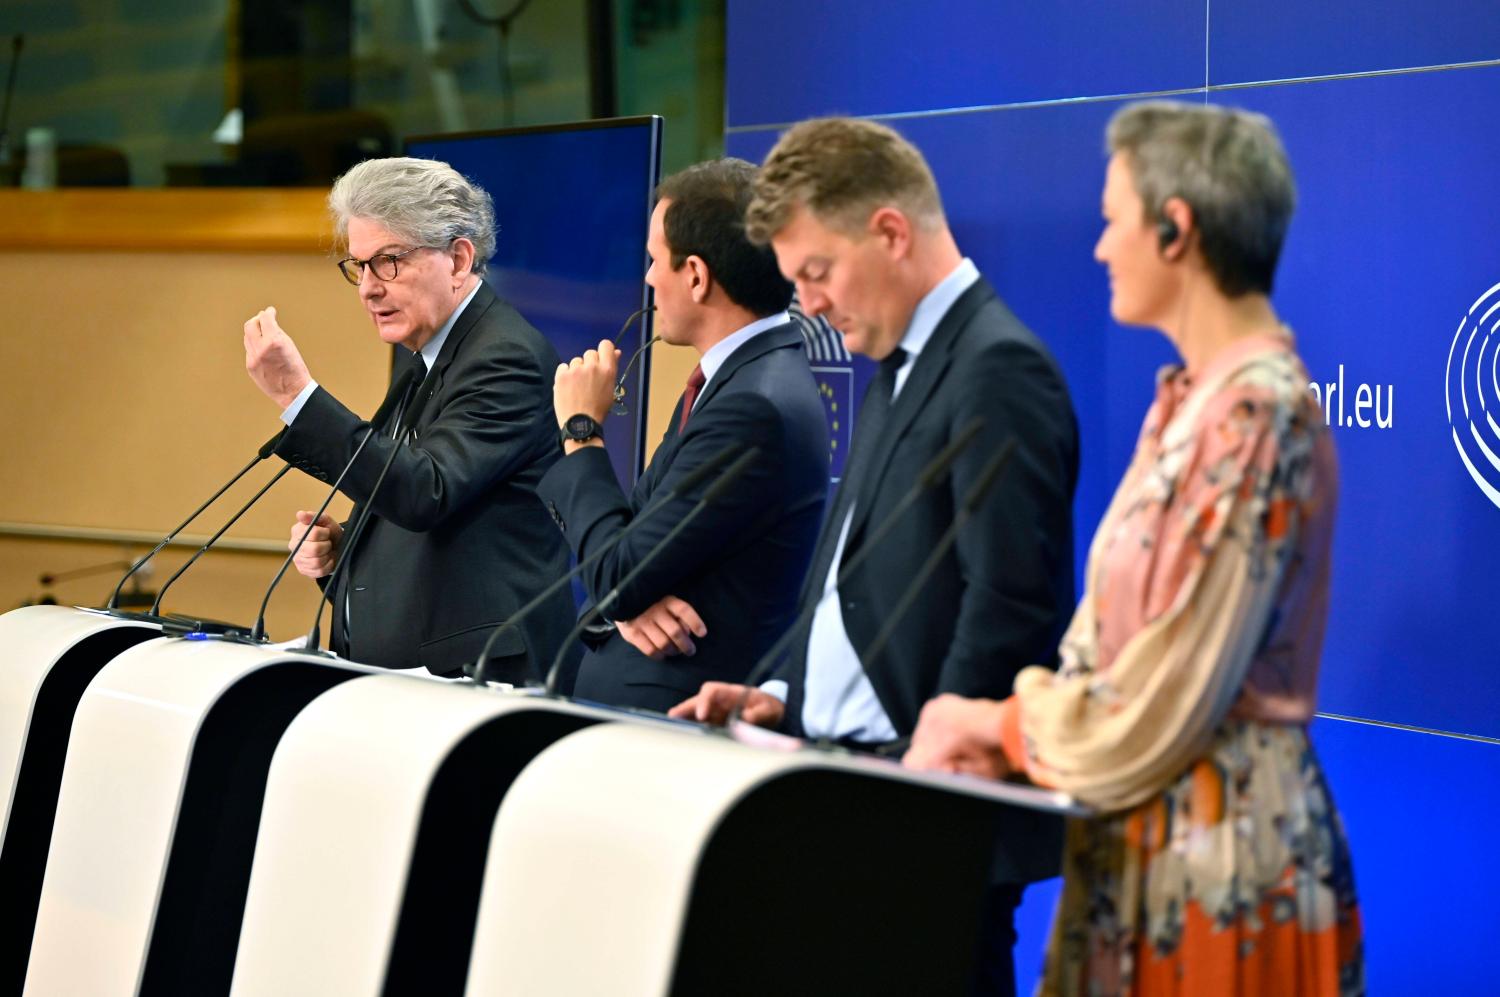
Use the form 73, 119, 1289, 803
336, 245, 445, 286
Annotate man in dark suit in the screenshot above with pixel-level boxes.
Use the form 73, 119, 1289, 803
539, 158, 829, 713
242, 156, 573, 679
670, 119, 1079, 997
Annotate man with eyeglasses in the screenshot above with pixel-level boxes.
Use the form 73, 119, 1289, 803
242, 156, 574, 680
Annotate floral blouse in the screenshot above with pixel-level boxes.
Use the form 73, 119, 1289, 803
998, 332, 1339, 812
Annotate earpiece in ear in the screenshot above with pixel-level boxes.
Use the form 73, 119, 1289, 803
1156, 217, 1180, 251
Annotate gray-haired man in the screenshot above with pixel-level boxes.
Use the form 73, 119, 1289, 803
243, 156, 573, 678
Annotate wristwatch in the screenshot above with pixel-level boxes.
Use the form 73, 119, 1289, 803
560, 413, 604, 446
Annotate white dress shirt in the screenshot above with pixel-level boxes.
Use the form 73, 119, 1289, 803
762, 258, 979, 741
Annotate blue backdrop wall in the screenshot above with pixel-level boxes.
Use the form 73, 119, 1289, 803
725, 2, 1500, 991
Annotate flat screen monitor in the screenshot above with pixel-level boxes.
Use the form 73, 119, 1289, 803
406, 116, 663, 484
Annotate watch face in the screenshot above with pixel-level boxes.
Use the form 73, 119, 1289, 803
565, 414, 598, 439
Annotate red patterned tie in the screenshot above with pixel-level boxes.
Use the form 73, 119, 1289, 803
678, 363, 706, 432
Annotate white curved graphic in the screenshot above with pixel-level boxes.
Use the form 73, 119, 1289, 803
1445, 281, 1500, 510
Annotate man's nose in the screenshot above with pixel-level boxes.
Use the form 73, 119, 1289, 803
799, 286, 829, 317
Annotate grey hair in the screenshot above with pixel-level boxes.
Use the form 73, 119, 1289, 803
1107, 101, 1295, 297
328, 157, 497, 274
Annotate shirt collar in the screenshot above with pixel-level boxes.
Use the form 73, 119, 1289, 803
895, 257, 979, 361
418, 279, 483, 372
698, 311, 790, 387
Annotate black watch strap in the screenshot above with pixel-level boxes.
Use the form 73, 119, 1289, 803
560, 413, 604, 445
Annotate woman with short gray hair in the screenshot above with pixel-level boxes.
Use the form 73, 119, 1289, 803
907, 101, 1363, 994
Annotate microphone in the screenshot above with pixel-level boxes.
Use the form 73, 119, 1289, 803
150, 464, 294, 616
469, 441, 741, 686
539, 446, 761, 695
297, 365, 434, 654
244, 361, 425, 644
727, 415, 986, 717
0, 35, 23, 170
828, 436, 1019, 712
105, 427, 287, 616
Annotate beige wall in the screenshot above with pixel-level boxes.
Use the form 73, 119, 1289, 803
0, 189, 692, 643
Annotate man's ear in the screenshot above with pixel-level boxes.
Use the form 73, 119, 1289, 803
868, 206, 913, 259
450, 237, 477, 281
686, 255, 713, 304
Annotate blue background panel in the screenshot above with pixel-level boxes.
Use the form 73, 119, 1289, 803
731, 103, 1127, 589
407, 124, 657, 487
1223, 67, 1500, 737
1311, 717, 1500, 993
1210, 0, 1500, 85
726, 0, 1204, 127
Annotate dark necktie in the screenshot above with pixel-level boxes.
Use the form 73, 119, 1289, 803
389, 351, 427, 439
678, 363, 707, 432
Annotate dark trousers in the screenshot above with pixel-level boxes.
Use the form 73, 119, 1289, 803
971, 882, 1023, 997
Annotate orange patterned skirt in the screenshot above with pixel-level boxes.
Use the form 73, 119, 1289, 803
1040, 721, 1363, 996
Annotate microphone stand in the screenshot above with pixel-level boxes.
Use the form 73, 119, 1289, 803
540, 447, 762, 695
725, 416, 987, 726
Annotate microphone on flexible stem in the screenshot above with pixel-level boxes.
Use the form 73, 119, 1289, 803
297, 367, 433, 655
150, 464, 295, 617
610, 305, 658, 416
469, 441, 741, 686
825, 436, 1019, 757
237, 427, 379, 643
0, 35, 23, 170
725, 416, 987, 728
539, 446, 762, 695
239, 361, 425, 645
104, 427, 287, 618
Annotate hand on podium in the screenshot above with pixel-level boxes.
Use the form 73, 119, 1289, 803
289, 511, 342, 580
669, 681, 785, 729
902, 694, 1014, 779
616, 595, 706, 659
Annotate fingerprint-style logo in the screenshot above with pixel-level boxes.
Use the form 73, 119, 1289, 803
1446, 281, 1500, 510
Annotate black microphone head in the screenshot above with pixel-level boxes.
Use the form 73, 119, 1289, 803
666, 441, 740, 499
918, 416, 985, 489
258, 427, 288, 460
702, 446, 761, 505
399, 371, 437, 435
963, 437, 1018, 512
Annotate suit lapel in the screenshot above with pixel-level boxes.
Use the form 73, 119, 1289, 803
641, 323, 802, 508
410, 281, 497, 434
687, 323, 801, 416
846, 279, 995, 546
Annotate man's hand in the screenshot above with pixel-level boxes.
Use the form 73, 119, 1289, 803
288, 510, 343, 579
902, 694, 1013, 779
668, 681, 785, 729
244, 306, 313, 410
553, 339, 619, 450
615, 595, 706, 659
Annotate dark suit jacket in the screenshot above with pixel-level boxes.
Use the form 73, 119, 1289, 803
777, 277, 1078, 882
537, 323, 830, 711
276, 281, 574, 677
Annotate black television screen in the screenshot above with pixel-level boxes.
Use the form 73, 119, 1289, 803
406, 116, 662, 484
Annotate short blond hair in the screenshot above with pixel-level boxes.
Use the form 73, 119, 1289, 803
746, 117, 945, 245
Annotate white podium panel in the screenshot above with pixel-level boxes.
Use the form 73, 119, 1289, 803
229, 681, 609, 997
23, 638, 365, 997
0, 605, 159, 995
466, 723, 1077, 997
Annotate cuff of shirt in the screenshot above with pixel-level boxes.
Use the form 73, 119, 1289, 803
280, 379, 320, 425
997, 695, 1029, 775
759, 679, 789, 703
